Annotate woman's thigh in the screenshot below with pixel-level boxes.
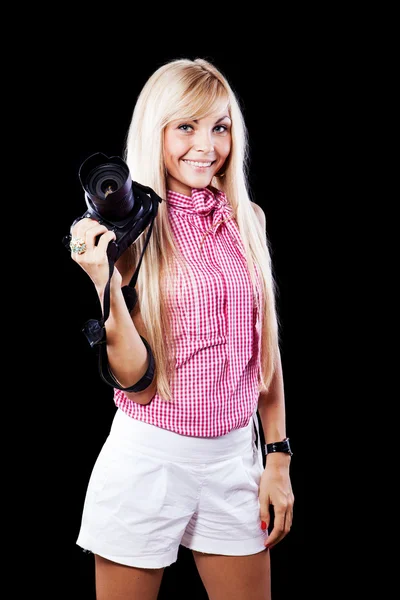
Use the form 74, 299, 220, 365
192, 548, 270, 600
95, 555, 165, 600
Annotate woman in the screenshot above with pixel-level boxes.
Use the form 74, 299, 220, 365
71, 57, 294, 600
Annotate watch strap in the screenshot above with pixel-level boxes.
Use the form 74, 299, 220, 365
265, 437, 293, 456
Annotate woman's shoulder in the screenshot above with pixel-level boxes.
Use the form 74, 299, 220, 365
250, 201, 266, 230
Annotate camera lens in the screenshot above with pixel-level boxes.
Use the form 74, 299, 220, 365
87, 163, 128, 199
79, 153, 135, 221
101, 180, 118, 197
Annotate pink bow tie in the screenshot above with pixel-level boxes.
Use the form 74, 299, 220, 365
167, 187, 226, 216
167, 187, 246, 258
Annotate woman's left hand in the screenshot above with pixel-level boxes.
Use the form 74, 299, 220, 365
258, 455, 294, 548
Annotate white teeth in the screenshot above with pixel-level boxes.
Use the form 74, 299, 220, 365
183, 160, 212, 167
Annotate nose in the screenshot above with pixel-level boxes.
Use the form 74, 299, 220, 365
194, 131, 214, 153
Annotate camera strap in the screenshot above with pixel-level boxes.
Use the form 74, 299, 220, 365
82, 187, 159, 344
80, 187, 160, 392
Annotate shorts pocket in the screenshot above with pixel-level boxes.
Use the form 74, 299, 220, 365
87, 447, 169, 555
86, 437, 120, 499
237, 442, 263, 491
94, 447, 168, 517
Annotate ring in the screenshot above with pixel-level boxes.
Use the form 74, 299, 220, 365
70, 237, 87, 255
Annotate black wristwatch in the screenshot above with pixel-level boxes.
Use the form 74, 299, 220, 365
265, 437, 293, 457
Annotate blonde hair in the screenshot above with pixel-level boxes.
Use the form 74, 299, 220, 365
124, 58, 279, 401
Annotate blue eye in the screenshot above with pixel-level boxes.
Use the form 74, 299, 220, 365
178, 124, 193, 132
214, 125, 228, 133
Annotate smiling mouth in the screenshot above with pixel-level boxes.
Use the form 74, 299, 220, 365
182, 160, 216, 168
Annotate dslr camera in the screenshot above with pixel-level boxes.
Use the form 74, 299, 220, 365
63, 152, 162, 262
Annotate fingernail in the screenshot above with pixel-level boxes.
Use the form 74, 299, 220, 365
261, 521, 267, 530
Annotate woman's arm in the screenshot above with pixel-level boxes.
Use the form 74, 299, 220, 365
101, 278, 156, 405
251, 201, 290, 461
70, 217, 156, 406
257, 349, 291, 466
98, 249, 156, 405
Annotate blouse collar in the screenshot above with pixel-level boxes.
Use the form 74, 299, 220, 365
167, 187, 228, 217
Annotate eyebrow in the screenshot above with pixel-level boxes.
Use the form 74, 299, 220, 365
192, 116, 231, 124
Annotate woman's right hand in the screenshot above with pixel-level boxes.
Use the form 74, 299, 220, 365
70, 217, 121, 291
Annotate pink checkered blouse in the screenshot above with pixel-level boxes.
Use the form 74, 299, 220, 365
114, 187, 263, 437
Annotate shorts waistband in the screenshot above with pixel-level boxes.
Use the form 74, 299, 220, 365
108, 409, 256, 464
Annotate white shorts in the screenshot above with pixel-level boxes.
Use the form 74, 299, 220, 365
76, 408, 268, 569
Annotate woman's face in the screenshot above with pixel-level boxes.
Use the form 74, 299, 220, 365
164, 110, 232, 196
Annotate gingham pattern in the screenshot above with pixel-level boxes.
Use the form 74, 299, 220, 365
114, 188, 263, 437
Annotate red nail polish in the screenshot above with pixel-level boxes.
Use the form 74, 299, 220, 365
261, 521, 267, 530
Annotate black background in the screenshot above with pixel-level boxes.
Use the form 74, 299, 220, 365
38, 44, 322, 599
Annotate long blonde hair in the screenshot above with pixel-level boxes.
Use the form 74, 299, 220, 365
124, 58, 279, 401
